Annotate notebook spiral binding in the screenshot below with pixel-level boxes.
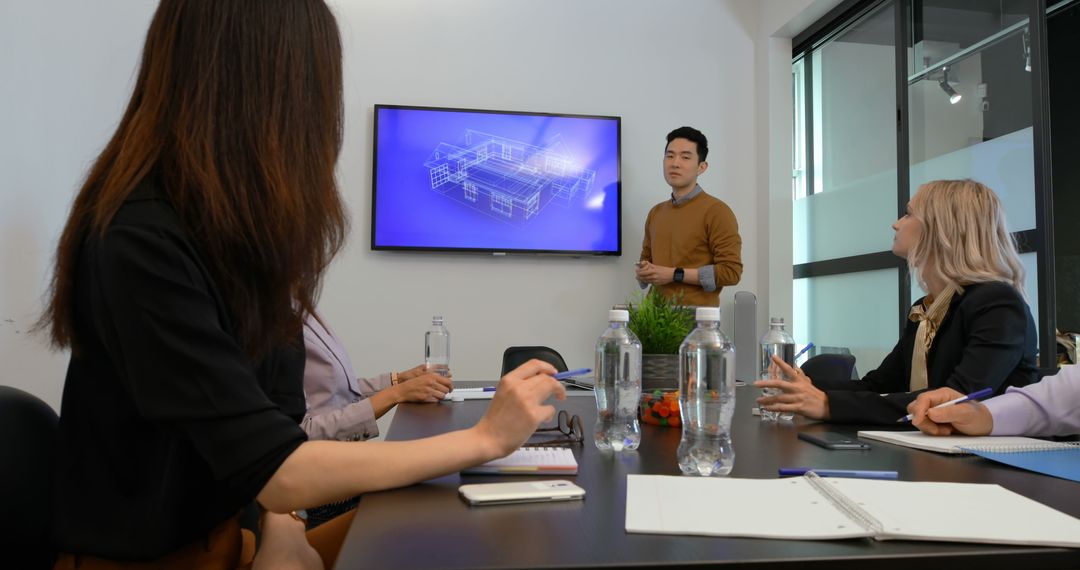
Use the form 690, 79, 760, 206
960, 441, 1080, 454
803, 472, 884, 535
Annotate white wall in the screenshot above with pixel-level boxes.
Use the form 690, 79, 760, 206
757, 0, 844, 331
323, 0, 762, 388
1, 2, 159, 408
1, 0, 836, 410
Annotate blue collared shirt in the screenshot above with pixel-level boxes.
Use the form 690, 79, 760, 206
670, 184, 703, 206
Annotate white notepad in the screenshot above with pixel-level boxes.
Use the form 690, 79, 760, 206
441, 388, 496, 401
858, 430, 1080, 483
462, 447, 578, 475
625, 474, 1080, 548
856, 430, 1049, 454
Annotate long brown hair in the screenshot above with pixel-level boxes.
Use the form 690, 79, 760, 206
41, 0, 347, 358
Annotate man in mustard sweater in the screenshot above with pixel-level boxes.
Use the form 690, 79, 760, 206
635, 126, 742, 306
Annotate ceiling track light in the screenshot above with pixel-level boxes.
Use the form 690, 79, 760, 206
939, 67, 962, 105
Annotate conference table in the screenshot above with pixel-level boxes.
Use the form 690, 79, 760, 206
335, 383, 1080, 569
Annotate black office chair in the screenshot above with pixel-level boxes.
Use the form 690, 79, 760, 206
501, 346, 569, 377
0, 385, 59, 569
800, 353, 857, 383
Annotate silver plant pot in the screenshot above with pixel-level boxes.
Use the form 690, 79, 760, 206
642, 353, 679, 391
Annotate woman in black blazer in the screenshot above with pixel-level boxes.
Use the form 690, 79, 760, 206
756, 179, 1038, 424
42, 2, 565, 568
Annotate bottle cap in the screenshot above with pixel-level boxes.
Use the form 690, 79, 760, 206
608, 309, 629, 322
770, 317, 785, 325
696, 307, 720, 321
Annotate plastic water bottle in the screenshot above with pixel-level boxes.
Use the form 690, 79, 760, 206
424, 316, 450, 376
677, 307, 736, 476
593, 309, 642, 452
759, 317, 796, 422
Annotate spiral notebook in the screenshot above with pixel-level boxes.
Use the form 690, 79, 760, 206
857, 431, 1080, 483
625, 474, 1080, 548
462, 447, 578, 475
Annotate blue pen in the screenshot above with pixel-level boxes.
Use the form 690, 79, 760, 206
778, 468, 898, 480
553, 368, 592, 380
897, 386, 994, 422
793, 343, 815, 361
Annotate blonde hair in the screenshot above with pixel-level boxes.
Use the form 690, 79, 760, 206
907, 179, 1025, 296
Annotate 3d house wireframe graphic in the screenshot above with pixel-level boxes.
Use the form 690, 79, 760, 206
423, 129, 596, 223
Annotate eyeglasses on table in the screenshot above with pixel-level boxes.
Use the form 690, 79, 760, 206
528, 410, 584, 446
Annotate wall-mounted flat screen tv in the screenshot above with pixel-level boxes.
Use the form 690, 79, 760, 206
371, 104, 621, 255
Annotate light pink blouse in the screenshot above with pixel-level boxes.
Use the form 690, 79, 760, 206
301, 311, 391, 441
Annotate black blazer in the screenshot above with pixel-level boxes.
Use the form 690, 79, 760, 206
818, 281, 1039, 424
53, 180, 308, 560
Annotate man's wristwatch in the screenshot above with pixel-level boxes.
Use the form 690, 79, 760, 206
289, 509, 309, 524
391, 371, 400, 385
673, 267, 685, 283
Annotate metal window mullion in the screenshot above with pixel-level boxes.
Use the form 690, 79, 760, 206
804, 53, 815, 197
896, 0, 911, 334
1030, 0, 1057, 371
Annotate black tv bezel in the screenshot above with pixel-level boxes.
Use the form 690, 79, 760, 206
370, 104, 622, 256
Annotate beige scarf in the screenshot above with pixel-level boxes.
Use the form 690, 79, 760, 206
907, 284, 959, 391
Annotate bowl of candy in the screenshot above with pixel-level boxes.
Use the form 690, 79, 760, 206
640, 389, 680, 427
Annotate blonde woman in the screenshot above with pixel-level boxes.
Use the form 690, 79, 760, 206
756, 179, 1038, 424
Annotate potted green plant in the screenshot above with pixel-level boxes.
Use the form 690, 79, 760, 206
626, 288, 695, 391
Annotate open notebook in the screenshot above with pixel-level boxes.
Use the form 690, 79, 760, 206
625, 474, 1080, 548
858, 430, 1080, 483
855, 430, 1046, 454
462, 447, 578, 475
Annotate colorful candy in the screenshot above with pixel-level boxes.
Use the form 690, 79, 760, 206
639, 390, 680, 427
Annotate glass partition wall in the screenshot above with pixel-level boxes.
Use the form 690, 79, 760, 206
793, 0, 1060, 373
907, 1, 1043, 344
793, 2, 900, 372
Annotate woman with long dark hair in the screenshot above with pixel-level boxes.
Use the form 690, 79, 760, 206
42, 2, 563, 567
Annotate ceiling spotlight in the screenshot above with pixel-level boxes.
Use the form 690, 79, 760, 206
939, 68, 962, 105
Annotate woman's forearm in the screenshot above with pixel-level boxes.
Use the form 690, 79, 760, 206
367, 386, 401, 419
262, 359, 565, 513
257, 427, 497, 513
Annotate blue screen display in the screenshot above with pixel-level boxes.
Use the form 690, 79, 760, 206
372, 105, 621, 254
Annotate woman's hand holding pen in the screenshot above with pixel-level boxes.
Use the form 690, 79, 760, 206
474, 359, 566, 459
907, 387, 994, 436
754, 355, 830, 420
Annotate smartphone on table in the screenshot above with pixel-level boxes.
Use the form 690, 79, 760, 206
797, 431, 870, 450
459, 480, 585, 506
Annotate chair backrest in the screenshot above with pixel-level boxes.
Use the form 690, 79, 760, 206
501, 346, 569, 377
800, 353, 857, 383
0, 386, 59, 568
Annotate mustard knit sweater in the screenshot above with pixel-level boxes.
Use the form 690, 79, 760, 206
639, 190, 742, 306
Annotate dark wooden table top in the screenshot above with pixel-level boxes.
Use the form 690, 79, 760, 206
334, 384, 1080, 569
